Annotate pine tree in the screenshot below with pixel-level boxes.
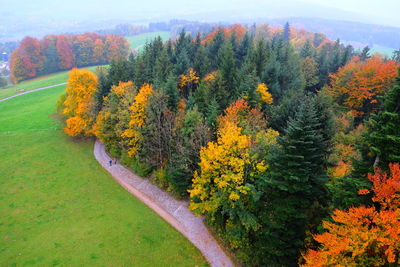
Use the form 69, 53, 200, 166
260, 98, 330, 266
300, 39, 314, 58
262, 38, 305, 102
174, 47, 190, 76
94, 66, 111, 113
392, 49, 400, 63
206, 98, 219, 128
283, 22, 291, 42
154, 46, 171, 84
236, 32, 252, 66
164, 74, 180, 111
367, 68, 400, 169
218, 42, 237, 99
360, 46, 371, 61
208, 30, 226, 69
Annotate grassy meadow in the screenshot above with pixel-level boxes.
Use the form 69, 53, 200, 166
126, 31, 171, 52
0, 66, 101, 100
0, 76, 207, 266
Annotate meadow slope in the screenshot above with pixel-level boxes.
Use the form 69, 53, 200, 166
0, 79, 207, 266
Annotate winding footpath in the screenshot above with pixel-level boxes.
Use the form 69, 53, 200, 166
0, 82, 67, 102
94, 140, 234, 267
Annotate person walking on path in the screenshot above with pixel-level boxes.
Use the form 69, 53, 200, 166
109, 160, 112, 166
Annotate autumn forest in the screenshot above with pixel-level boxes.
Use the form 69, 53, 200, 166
44, 22, 400, 266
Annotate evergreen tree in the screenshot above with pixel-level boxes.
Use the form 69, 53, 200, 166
253, 38, 269, 77
353, 67, 400, 176
260, 98, 330, 266
236, 56, 258, 105
300, 39, 314, 58
208, 30, 226, 69
41, 38, 60, 74
193, 45, 210, 77
236, 32, 252, 66
262, 37, 304, 102
174, 47, 190, 76
108, 58, 131, 85
282, 22, 291, 42
154, 46, 171, 84
360, 46, 371, 61
138, 91, 175, 169
167, 107, 210, 196
341, 45, 354, 66
164, 74, 180, 111
329, 39, 342, 73
94, 66, 111, 112
206, 98, 219, 128
392, 49, 400, 63
268, 90, 305, 132
368, 68, 400, 168
218, 42, 237, 99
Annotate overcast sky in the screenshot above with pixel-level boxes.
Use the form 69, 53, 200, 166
2, 0, 400, 27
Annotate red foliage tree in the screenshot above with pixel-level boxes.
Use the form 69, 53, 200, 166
56, 35, 74, 69
11, 33, 129, 83
10, 36, 42, 83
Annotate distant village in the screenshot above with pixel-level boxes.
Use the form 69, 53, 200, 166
0, 52, 10, 87
1, 52, 9, 67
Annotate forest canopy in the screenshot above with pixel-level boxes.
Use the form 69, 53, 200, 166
58, 23, 400, 266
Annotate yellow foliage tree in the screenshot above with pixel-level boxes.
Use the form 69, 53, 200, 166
256, 83, 273, 105
189, 100, 278, 214
121, 83, 153, 156
93, 81, 136, 145
63, 68, 98, 136
179, 68, 199, 97
189, 121, 252, 213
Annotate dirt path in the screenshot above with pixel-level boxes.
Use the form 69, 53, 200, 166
94, 140, 234, 267
0, 82, 67, 102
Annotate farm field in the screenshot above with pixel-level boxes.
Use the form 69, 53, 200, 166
0, 66, 101, 99
0, 77, 207, 266
126, 31, 171, 52
341, 40, 396, 57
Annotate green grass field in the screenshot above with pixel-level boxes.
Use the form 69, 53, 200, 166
341, 40, 395, 57
126, 31, 171, 52
0, 79, 207, 266
370, 45, 395, 57
0, 66, 101, 100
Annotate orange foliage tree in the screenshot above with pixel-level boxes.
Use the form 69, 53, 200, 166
302, 163, 400, 266
326, 55, 398, 117
202, 24, 247, 44
63, 68, 98, 136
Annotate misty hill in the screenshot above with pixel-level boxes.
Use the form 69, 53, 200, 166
264, 17, 400, 50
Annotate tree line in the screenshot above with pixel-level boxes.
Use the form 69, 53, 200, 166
10, 33, 130, 83
58, 24, 400, 266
